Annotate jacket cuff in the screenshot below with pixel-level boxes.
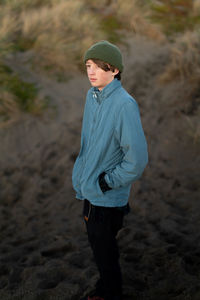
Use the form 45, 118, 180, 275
99, 172, 112, 193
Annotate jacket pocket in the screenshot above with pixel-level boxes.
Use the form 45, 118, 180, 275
98, 172, 112, 193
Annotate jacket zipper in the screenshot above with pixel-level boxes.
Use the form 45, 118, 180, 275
81, 96, 101, 184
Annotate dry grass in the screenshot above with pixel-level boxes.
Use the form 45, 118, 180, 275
0, 91, 20, 115
149, 0, 200, 35
193, 0, 200, 15
159, 30, 200, 84
0, 0, 168, 74
0, 0, 165, 71
84, 0, 112, 10
0, 91, 21, 126
185, 115, 200, 144
159, 29, 200, 143
0, 61, 49, 126
111, 0, 166, 42
0, 87, 48, 127
0, 0, 199, 126
0, 0, 107, 124
0, 0, 106, 72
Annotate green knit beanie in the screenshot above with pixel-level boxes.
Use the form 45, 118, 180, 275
84, 40, 123, 72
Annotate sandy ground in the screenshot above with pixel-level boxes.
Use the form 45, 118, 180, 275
0, 37, 200, 300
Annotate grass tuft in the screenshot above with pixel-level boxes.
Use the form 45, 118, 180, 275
0, 0, 106, 73
111, 0, 166, 42
159, 30, 200, 84
0, 62, 47, 125
149, 0, 200, 36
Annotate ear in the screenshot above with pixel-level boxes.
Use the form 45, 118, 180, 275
112, 68, 119, 76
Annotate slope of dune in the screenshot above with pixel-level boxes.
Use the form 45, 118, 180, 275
0, 36, 200, 300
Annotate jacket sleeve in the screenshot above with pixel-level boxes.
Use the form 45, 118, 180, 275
105, 100, 148, 189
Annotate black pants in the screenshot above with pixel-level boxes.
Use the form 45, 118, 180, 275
83, 199, 124, 300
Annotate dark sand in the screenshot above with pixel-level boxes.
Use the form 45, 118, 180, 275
0, 37, 200, 299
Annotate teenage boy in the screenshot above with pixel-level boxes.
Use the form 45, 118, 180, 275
72, 40, 148, 300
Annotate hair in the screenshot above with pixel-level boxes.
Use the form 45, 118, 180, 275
91, 59, 121, 80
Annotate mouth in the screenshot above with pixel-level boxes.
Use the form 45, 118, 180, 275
89, 78, 97, 82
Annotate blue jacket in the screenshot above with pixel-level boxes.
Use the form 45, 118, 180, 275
72, 79, 148, 207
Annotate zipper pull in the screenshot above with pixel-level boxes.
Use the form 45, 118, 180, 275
93, 92, 97, 99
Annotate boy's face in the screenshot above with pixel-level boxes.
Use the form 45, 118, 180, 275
86, 59, 119, 91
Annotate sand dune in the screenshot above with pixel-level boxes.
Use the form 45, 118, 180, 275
0, 37, 199, 300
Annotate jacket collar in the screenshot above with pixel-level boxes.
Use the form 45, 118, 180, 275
92, 79, 121, 103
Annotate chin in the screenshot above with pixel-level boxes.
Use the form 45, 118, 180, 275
91, 82, 99, 88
